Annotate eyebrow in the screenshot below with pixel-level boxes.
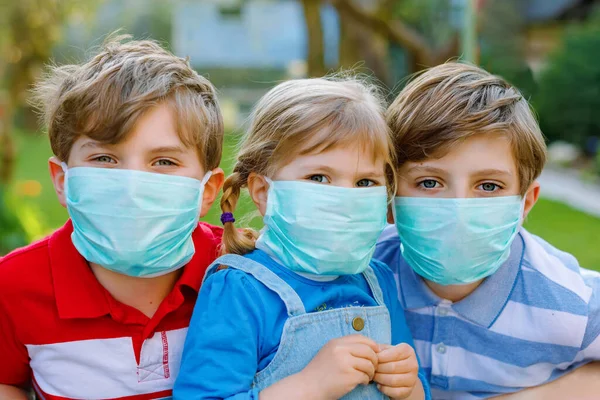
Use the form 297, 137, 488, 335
304, 164, 384, 177
80, 141, 108, 150
303, 165, 337, 175
472, 169, 513, 177
406, 166, 513, 177
79, 142, 188, 155
148, 146, 187, 155
405, 166, 447, 175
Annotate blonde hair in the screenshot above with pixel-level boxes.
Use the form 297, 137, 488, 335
387, 62, 547, 195
32, 34, 224, 170
221, 77, 395, 255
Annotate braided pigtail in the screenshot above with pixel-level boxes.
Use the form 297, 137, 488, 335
219, 171, 259, 255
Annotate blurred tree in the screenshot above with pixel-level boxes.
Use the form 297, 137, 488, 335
302, 0, 327, 77
535, 11, 600, 148
479, 0, 537, 99
337, 0, 393, 85
0, 0, 97, 184
333, 0, 459, 75
123, 0, 173, 50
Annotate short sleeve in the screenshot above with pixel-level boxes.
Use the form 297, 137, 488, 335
0, 299, 30, 385
174, 268, 268, 400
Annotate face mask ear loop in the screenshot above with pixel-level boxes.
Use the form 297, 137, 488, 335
196, 171, 215, 217
61, 162, 69, 199
201, 171, 213, 186
519, 196, 527, 224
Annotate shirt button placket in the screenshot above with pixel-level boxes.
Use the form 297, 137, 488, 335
436, 343, 447, 354
431, 302, 451, 389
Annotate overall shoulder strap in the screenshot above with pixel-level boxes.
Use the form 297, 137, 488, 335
205, 254, 306, 316
362, 266, 386, 306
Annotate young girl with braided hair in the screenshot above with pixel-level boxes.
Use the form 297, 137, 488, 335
174, 77, 429, 400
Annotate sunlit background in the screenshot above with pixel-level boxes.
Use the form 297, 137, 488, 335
0, 0, 599, 268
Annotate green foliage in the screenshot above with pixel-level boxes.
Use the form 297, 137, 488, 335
0, 186, 28, 256
123, 0, 173, 50
392, 0, 455, 48
535, 13, 600, 146
0, 0, 93, 101
53, 0, 174, 63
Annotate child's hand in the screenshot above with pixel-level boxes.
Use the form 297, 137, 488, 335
298, 334, 379, 400
373, 343, 421, 399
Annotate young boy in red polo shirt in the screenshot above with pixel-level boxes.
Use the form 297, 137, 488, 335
0, 36, 225, 399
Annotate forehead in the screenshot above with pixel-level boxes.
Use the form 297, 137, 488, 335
283, 143, 386, 172
74, 104, 196, 153
123, 104, 185, 147
402, 133, 517, 175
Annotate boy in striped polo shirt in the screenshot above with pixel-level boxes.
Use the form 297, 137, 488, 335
375, 62, 600, 399
0, 36, 225, 399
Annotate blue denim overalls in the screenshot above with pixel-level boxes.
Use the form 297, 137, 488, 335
205, 254, 391, 399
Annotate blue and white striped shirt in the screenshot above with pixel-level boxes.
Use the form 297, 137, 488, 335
374, 226, 600, 400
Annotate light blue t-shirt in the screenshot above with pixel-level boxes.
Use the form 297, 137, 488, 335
174, 249, 428, 399
374, 225, 600, 399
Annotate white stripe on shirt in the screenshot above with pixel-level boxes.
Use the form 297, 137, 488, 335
27, 328, 186, 399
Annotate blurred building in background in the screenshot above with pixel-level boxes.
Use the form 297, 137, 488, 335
173, 0, 339, 69
172, 0, 339, 127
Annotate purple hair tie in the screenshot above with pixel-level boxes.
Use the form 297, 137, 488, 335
220, 212, 235, 225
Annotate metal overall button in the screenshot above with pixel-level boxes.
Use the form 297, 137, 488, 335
352, 317, 365, 331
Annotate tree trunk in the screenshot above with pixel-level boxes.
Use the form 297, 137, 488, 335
336, 0, 391, 86
334, 0, 459, 73
339, 10, 361, 68
301, 0, 327, 77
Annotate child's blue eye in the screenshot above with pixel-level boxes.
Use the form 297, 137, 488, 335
308, 175, 329, 183
480, 182, 500, 192
420, 179, 439, 189
94, 155, 116, 164
356, 179, 375, 187
154, 159, 176, 167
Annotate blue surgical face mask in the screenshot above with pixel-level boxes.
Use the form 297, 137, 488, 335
393, 196, 524, 285
255, 179, 388, 276
63, 164, 212, 278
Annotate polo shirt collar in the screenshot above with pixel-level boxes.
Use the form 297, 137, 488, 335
399, 231, 525, 328
49, 220, 111, 319
398, 254, 439, 310
49, 220, 216, 319
173, 223, 220, 296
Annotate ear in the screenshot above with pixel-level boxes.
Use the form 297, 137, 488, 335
200, 168, 225, 217
49, 157, 67, 208
247, 172, 269, 216
523, 180, 541, 219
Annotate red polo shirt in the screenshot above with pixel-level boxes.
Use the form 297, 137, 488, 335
0, 220, 222, 399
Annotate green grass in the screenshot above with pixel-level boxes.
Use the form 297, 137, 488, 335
8, 129, 600, 270
524, 198, 600, 269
